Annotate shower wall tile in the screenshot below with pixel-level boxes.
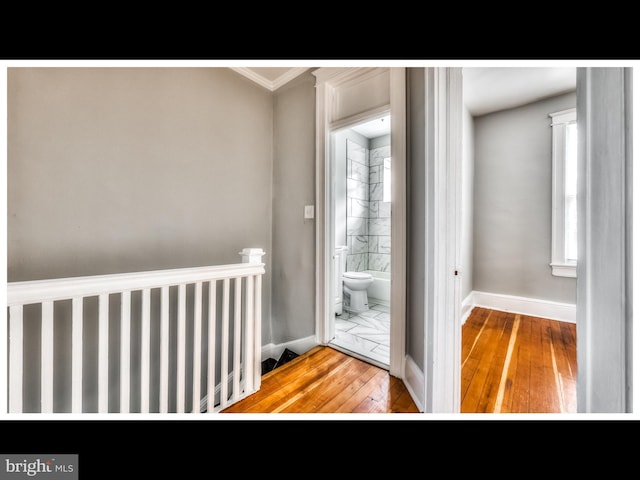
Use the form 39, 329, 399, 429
370, 149, 386, 166
378, 236, 391, 254
366, 144, 391, 272
369, 217, 391, 236
347, 178, 368, 201
344, 140, 392, 275
369, 200, 379, 218
349, 160, 369, 183
350, 198, 369, 218
346, 138, 370, 273
369, 254, 390, 272
347, 139, 367, 165
378, 201, 391, 218
368, 235, 379, 253
370, 183, 383, 201
369, 165, 382, 184
347, 253, 367, 272
347, 217, 367, 236
350, 235, 368, 254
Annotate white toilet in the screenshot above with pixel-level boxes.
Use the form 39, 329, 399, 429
343, 271, 374, 313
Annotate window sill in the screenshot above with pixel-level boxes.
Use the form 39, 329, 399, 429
550, 263, 577, 278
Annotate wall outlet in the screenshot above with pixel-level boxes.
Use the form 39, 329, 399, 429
304, 205, 315, 219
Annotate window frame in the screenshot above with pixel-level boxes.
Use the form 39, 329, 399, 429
549, 107, 577, 278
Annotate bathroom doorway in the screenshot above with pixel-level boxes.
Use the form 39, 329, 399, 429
313, 66, 406, 380
328, 113, 392, 369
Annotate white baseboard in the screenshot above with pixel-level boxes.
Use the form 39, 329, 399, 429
461, 292, 475, 324
403, 354, 425, 412
466, 290, 576, 323
261, 335, 318, 362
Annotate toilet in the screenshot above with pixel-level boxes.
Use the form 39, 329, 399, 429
343, 271, 374, 314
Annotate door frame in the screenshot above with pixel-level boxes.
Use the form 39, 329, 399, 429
424, 67, 463, 412
313, 67, 407, 378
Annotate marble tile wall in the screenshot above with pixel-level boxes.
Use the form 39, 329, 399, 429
345, 139, 391, 274
368, 144, 391, 273
346, 139, 369, 272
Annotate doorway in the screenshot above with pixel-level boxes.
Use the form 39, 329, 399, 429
312, 67, 406, 378
329, 113, 392, 369
459, 67, 579, 412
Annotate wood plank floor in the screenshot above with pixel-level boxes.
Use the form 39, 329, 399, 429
221, 307, 576, 415
461, 307, 577, 414
220, 345, 420, 414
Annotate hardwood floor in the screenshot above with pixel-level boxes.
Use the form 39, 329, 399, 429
220, 307, 576, 415
220, 345, 420, 414
461, 307, 577, 414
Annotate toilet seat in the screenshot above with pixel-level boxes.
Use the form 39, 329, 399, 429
343, 271, 372, 280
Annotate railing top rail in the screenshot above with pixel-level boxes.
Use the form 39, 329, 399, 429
7, 262, 265, 306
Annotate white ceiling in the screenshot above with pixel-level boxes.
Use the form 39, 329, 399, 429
462, 67, 576, 116
233, 66, 577, 118
351, 114, 391, 139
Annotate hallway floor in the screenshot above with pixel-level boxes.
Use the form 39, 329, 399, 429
331, 302, 390, 368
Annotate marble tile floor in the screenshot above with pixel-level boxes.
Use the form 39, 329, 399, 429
330, 302, 391, 368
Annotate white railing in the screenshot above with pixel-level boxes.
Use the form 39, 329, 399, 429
7, 248, 265, 414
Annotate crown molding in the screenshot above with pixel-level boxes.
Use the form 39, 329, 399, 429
231, 67, 310, 91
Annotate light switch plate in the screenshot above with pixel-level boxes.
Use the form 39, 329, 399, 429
304, 205, 315, 219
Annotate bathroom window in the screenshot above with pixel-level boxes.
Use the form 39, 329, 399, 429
383, 157, 391, 203
549, 108, 577, 278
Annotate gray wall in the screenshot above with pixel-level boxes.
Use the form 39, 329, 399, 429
271, 71, 317, 344
406, 68, 427, 372
7, 67, 275, 411
8, 68, 273, 281
472, 92, 577, 304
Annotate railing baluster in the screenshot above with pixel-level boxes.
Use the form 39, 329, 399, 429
141, 288, 151, 413
254, 274, 262, 392
41, 301, 54, 413
207, 281, 217, 413
98, 294, 109, 413
220, 278, 230, 408
160, 286, 170, 413
177, 284, 186, 413
244, 275, 254, 395
72, 297, 84, 413
192, 282, 202, 413
9, 305, 23, 413
233, 277, 242, 402
120, 292, 130, 414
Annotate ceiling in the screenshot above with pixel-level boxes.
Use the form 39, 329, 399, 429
233, 66, 577, 118
462, 67, 576, 116
351, 114, 391, 139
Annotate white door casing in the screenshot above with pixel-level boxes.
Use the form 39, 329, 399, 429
425, 67, 463, 413
312, 67, 407, 378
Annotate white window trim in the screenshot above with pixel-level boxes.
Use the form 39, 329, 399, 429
549, 107, 577, 278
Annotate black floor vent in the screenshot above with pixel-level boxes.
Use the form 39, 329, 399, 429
261, 357, 277, 375
261, 348, 299, 375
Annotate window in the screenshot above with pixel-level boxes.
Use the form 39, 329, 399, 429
549, 108, 577, 277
